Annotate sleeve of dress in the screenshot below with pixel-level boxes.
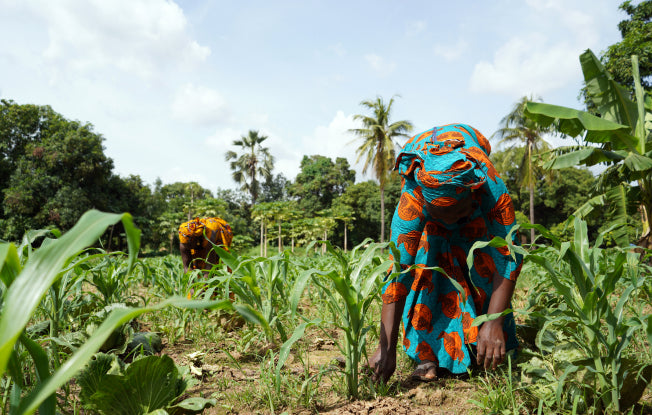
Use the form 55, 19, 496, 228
382, 179, 426, 303
479, 175, 523, 282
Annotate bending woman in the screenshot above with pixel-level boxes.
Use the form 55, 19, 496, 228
370, 123, 523, 382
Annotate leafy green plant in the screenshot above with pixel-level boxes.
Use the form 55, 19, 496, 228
298, 239, 393, 398
78, 353, 215, 415
0, 210, 238, 415
521, 217, 652, 413
470, 356, 526, 415
213, 247, 297, 346
525, 50, 652, 246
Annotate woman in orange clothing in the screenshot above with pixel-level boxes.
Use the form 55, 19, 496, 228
178, 217, 233, 274
369, 123, 523, 382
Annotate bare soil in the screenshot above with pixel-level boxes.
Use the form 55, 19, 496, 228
158, 322, 482, 415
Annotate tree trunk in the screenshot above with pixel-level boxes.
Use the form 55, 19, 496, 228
260, 220, 264, 256
529, 184, 535, 243
380, 185, 385, 243
278, 222, 282, 253
344, 224, 348, 252
528, 141, 535, 243
264, 226, 268, 257
322, 230, 327, 254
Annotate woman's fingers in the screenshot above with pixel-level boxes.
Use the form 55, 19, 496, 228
476, 338, 506, 370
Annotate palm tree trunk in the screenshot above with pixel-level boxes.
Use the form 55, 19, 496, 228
344, 224, 348, 252
380, 185, 385, 243
528, 141, 535, 243
278, 221, 282, 253
529, 184, 535, 243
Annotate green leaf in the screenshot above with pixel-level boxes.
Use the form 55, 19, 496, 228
0, 243, 21, 288
167, 397, 217, 415
623, 152, 652, 172
77, 353, 121, 409
471, 310, 513, 327
88, 355, 182, 415
580, 49, 638, 130
542, 147, 626, 169
525, 102, 631, 143
0, 210, 140, 379
274, 319, 321, 385
232, 303, 274, 342
15, 297, 223, 415
289, 269, 313, 316
19, 334, 55, 415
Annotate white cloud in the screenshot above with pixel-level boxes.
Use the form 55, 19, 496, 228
525, 0, 599, 45
433, 38, 468, 62
27, 0, 210, 80
299, 111, 372, 181
364, 54, 397, 77
469, 34, 579, 96
205, 127, 245, 152
171, 83, 229, 125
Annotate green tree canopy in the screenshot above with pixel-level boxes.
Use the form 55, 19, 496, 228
492, 95, 556, 241
289, 155, 355, 215
225, 130, 274, 206
602, 0, 652, 91
349, 95, 412, 243
1, 100, 115, 239
334, 175, 401, 247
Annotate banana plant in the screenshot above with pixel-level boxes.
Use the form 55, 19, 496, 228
524, 50, 652, 246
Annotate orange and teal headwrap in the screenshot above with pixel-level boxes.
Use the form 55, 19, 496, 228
395, 125, 488, 206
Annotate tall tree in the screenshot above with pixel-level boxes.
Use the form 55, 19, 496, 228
289, 155, 355, 215
0, 100, 115, 240
349, 96, 413, 243
602, 0, 652, 91
492, 95, 555, 242
225, 130, 274, 206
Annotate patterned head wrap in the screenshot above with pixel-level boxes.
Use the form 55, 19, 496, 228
395, 125, 488, 206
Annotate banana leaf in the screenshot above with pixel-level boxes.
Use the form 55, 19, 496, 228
580, 49, 638, 129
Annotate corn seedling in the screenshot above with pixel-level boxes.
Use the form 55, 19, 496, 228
522, 217, 652, 413
299, 238, 393, 398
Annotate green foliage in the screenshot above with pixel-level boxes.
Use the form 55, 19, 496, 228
602, 0, 652, 92
78, 354, 215, 415
214, 246, 297, 345
289, 155, 355, 215
519, 218, 652, 413
349, 95, 413, 243
525, 49, 652, 246
493, 148, 602, 235
334, 176, 401, 247
300, 239, 394, 398
224, 130, 274, 205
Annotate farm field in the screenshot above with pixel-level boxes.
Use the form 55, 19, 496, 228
1, 211, 651, 415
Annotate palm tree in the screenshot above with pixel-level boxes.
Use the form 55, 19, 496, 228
349, 96, 413, 244
492, 95, 555, 242
225, 130, 274, 206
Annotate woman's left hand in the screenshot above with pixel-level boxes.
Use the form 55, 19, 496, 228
476, 319, 506, 370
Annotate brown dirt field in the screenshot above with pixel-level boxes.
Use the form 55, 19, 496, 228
156, 321, 484, 415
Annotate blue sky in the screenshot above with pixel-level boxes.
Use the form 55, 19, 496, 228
0, 0, 626, 192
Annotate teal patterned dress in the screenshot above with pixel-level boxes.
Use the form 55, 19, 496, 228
382, 123, 523, 374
